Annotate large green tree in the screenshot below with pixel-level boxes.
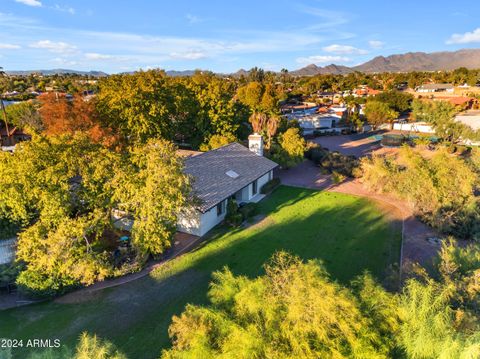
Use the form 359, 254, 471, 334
364, 100, 399, 130
114, 139, 191, 255
162, 252, 399, 359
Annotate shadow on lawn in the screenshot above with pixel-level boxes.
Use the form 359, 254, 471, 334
2, 187, 402, 359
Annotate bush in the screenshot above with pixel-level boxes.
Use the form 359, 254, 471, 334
238, 202, 258, 219
305, 144, 328, 163
332, 171, 346, 184
261, 178, 280, 194
359, 147, 480, 239
0, 262, 24, 288
225, 198, 243, 227
305, 143, 358, 177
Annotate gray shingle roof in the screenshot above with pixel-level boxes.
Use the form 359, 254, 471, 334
184, 142, 278, 213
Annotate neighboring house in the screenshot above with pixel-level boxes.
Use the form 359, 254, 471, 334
455, 111, 480, 145
455, 110, 480, 131
416, 83, 454, 93
296, 106, 349, 135
177, 140, 278, 236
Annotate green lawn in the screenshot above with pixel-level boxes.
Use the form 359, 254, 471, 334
1, 186, 402, 359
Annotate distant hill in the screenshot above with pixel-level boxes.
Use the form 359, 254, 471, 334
291, 64, 353, 76
165, 69, 197, 77
292, 49, 480, 75
6, 69, 108, 77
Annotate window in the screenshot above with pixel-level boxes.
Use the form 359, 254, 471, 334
216, 201, 225, 216
252, 179, 258, 195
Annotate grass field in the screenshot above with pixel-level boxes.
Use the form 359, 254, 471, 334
1, 186, 402, 359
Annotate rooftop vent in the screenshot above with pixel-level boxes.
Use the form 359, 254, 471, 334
226, 170, 239, 179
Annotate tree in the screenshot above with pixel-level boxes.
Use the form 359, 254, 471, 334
0, 135, 121, 294
374, 90, 413, 113
266, 115, 280, 149
248, 111, 267, 133
96, 70, 199, 145
114, 139, 192, 255
271, 127, 305, 169
162, 252, 399, 358
74, 333, 127, 359
411, 99, 475, 144
364, 100, 398, 129
5, 100, 43, 132
39, 93, 116, 146
199, 133, 237, 151
236, 81, 264, 110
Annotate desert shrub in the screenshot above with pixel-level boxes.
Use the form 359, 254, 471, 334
332, 171, 346, 184
360, 146, 480, 239
306, 143, 358, 177
261, 178, 280, 194
305, 143, 328, 163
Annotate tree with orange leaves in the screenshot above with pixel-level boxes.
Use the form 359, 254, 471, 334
38, 93, 117, 146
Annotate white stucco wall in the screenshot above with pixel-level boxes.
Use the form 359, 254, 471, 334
177, 170, 274, 237
393, 122, 435, 133
197, 200, 227, 237
255, 171, 272, 196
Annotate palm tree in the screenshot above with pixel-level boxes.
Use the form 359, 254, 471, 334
249, 111, 267, 134
266, 115, 279, 149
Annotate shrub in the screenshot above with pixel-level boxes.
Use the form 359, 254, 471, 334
305, 143, 328, 163
0, 262, 24, 288
238, 202, 258, 220
306, 143, 358, 177
261, 178, 280, 194
332, 171, 346, 184
359, 147, 480, 239
225, 198, 242, 227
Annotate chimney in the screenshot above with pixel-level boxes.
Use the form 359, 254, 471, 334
248, 133, 264, 156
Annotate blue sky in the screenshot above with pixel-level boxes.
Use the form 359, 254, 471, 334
1, 0, 480, 73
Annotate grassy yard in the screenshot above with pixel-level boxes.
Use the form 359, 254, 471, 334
1, 186, 402, 359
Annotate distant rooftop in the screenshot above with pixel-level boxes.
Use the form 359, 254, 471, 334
418, 83, 454, 90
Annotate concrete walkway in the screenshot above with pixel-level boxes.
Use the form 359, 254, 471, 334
278, 160, 441, 278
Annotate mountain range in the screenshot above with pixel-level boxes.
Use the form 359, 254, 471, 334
291, 49, 480, 76
5, 49, 480, 77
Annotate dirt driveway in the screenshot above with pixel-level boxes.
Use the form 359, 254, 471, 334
277, 160, 441, 279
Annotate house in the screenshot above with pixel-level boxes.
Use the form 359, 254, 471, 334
296, 105, 349, 135
455, 110, 480, 131
416, 83, 454, 93
177, 138, 278, 236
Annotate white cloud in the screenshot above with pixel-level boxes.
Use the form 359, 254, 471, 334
446, 28, 480, 44
0, 43, 21, 49
51, 57, 77, 66
186, 14, 202, 24
368, 40, 384, 49
322, 44, 368, 55
15, 0, 42, 7
296, 55, 351, 65
169, 51, 207, 60
84, 52, 114, 60
53, 4, 75, 14
29, 40, 77, 53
